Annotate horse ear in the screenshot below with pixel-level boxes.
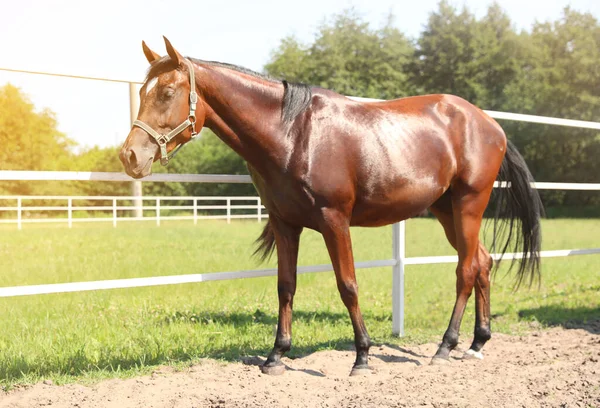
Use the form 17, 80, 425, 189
163, 36, 182, 66
142, 41, 161, 64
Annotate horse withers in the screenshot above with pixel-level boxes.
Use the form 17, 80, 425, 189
120, 37, 543, 376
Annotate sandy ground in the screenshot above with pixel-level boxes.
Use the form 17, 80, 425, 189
2, 323, 599, 408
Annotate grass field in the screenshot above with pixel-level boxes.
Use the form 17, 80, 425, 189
0, 218, 598, 387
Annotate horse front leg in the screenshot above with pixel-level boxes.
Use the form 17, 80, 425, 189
261, 216, 302, 375
319, 209, 372, 376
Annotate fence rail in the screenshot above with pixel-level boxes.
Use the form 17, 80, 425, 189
0, 194, 266, 228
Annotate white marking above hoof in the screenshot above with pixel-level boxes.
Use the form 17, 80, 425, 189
463, 349, 484, 360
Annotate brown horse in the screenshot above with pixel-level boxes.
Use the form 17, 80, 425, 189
120, 37, 543, 376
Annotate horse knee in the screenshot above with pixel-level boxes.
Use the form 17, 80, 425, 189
337, 280, 359, 307
277, 283, 295, 303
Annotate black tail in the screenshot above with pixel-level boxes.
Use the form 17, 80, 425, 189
490, 140, 544, 288
254, 219, 276, 262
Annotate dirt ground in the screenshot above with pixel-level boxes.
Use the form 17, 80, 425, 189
2, 323, 599, 408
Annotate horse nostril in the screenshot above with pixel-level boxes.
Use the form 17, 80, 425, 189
127, 149, 138, 169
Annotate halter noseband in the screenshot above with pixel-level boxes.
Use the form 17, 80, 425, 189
132, 59, 199, 166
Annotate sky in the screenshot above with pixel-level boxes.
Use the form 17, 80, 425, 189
1, 0, 599, 150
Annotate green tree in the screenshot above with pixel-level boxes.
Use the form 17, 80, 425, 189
0, 84, 73, 171
0, 84, 75, 195
409, 1, 521, 109
501, 7, 600, 208
265, 9, 415, 99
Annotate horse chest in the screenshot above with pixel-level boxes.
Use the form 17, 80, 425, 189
248, 165, 317, 226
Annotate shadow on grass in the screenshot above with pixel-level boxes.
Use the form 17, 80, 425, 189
1, 309, 407, 383
518, 305, 600, 334
159, 309, 392, 327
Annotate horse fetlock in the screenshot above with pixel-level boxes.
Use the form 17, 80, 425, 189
442, 330, 460, 350
475, 326, 492, 342
355, 336, 371, 352
274, 336, 292, 353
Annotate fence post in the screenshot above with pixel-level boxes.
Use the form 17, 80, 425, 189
17, 197, 22, 230
156, 198, 160, 226
193, 198, 198, 225
129, 82, 143, 219
392, 221, 406, 336
68, 198, 73, 228
112, 198, 117, 228
257, 197, 261, 222
226, 199, 231, 224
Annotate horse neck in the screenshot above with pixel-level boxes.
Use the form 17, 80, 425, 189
194, 63, 287, 172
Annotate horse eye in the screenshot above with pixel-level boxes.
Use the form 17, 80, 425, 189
160, 88, 175, 101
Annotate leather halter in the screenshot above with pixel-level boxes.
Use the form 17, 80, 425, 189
132, 59, 199, 166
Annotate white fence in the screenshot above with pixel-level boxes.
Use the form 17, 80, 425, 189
1, 171, 600, 336
3, 180, 600, 229
0, 195, 266, 228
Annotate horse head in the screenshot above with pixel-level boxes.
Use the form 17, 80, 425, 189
120, 37, 205, 178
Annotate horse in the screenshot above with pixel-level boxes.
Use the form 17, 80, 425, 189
119, 37, 543, 376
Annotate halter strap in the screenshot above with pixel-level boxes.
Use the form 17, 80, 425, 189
132, 59, 199, 166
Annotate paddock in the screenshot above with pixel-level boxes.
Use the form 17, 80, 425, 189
0, 218, 598, 407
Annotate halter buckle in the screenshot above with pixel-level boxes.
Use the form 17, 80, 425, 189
157, 135, 169, 146
189, 116, 198, 139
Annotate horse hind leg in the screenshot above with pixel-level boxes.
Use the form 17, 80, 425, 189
431, 184, 494, 364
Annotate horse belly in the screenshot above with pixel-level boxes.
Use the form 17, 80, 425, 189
351, 179, 446, 227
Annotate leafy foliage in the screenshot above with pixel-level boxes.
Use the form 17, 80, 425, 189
265, 9, 416, 99
0, 84, 73, 171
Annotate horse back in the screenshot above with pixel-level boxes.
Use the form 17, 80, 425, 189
295, 91, 507, 225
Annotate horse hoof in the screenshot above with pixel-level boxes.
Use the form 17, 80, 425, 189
260, 364, 286, 376
349, 367, 372, 376
463, 349, 484, 360
430, 357, 451, 366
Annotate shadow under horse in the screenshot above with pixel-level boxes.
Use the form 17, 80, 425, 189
120, 37, 543, 376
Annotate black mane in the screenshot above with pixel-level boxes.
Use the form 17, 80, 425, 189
282, 81, 312, 123
145, 56, 312, 124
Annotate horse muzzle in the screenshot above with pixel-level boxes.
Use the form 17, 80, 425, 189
119, 145, 155, 179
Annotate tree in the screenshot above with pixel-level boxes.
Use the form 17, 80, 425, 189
265, 9, 416, 99
501, 7, 600, 207
0, 84, 74, 195
409, 1, 521, 109
0, 84, 73, 171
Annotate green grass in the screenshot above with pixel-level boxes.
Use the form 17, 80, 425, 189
0, 218, 598, 387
